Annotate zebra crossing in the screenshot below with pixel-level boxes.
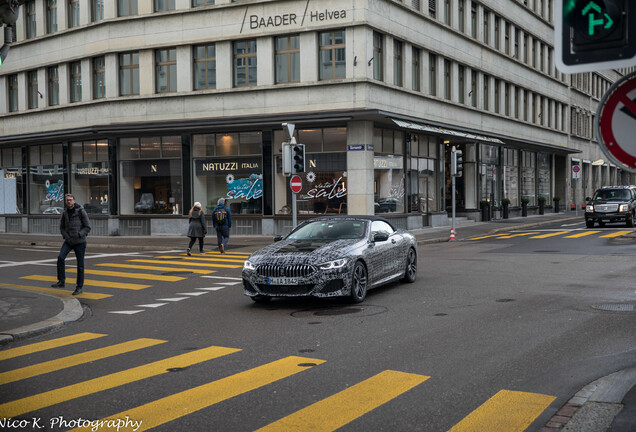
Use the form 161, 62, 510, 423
10, 251, 252, 301
467, 229, 635, 241
0, 333, 556, 432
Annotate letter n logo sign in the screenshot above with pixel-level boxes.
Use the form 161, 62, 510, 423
151, 165, 157, 173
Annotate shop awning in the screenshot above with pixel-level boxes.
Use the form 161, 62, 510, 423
391, 119, 504, 144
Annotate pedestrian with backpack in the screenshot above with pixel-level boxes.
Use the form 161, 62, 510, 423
186, 202, 207, 255
212, 197, 232, 253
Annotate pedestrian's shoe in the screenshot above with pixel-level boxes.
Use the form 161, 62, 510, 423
72, 287, 83, 296
200, 250, 205, 255
51, 281, 65, 288
186, 248, 191, 256
219, 244, 224, 254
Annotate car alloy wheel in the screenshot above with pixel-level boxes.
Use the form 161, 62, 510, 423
402, 248, 417, 283
350, 261, 368, 303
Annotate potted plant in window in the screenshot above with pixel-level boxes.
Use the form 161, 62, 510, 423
553, 196, 561, 213
480, 200, 491, 221
521, 197, 529, 217
538, 196, 547, 215
501, 198, 511, 219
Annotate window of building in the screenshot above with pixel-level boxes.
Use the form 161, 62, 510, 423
28, 144, 64, 214
514, 29, 520, 59
193, 0, 214, 5
154, 0, 175, 11
156, 48, 177, 93
374, 129, 405, 214
483, 74, 489, 110
483, 10, 489, 44
92, 0, 104, 22
479, 144, 499, 204
505, 22, 510, 54
28, 70, 38, 109
70, 140, 110, 214
275, 35, 300, 84
412, 47, 420, 91
319, 30, 346, 80
93, 56, 105, 99
8, 74, 18, 112
504, 83, 510, 116
408, 134, 438, 213
47, 0, 58, 34
524, 89, 529, 121
118, 0, 138, 16
470, 2, 477, 38
429, 53, 436, 96
233, 39, 257, 87
26, 1, 36, 39
444, 0, 451, 24
429, 0, 436, 17
394, 40, 403, 87
458, 0, 465, 32
503, 148, 519, 206
458, 65, 465, 104
494, 78, 500, 113
0, 147, 25, 215
119, 52, 139, 96
193, 132, 263, 215
48, 66, 59, 106
70, 61, 81, 103
119, 136, 182, 215
494, 16, 500, 50
373, 32, 383, 81
194, 44, 216, 90
521, 150, 536, 205
443, 59, 451, 100
68, 0, 80, 28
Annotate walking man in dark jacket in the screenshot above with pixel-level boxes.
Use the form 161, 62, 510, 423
212, 198, 232, 253
51, 193, 91, 295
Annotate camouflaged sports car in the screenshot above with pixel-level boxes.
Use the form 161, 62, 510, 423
242, 215, 417, 303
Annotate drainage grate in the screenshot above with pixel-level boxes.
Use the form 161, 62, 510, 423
592, 303, 636, 312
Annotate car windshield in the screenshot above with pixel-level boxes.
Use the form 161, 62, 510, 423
593, 189, 631, 201
288, 220, 368, 240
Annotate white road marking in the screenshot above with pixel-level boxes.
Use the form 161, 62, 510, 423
200, 275, 243, 281
135, 303, 168, 308
156, 297, 189, 302
108, 310, 144, 315
196, 287, 226, 291
177, 292, 208, 296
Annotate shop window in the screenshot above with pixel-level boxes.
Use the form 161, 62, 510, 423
275, 35, 300, 84
503, 148, 519, 206
374, 128, 406, 214
193, 132, 262, 215
521, 150, 536, 205
119, 136, 183, 215
479, 144, 499, 204
537, 153, 551, 202
319, 30, 346, 80
29, 144, 65, 215
0, 148, 25, 215
71, 140, 110, 214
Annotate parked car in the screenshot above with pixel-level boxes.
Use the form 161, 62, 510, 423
43, 206, 63, 214
585, 186, 636, 228
242, 215, 417, 304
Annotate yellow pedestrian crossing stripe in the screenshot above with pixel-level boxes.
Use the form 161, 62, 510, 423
529, 231, 570, 239
129, 259, 243, 269
497, 232, 540, 239
156, 255, 247, 263
447, 390, 555, 432
0, 282, 111, 300
0, 338, 165, 385
67, 268, 186, 281
467, 234, 509, 240
599, 230, 633, 238
95, 263, 216, 274
255, 370, 429, 432
468, 230, 635, 240
0, 335, 556, 431
21, 275, 151, 290
564, 231, 601, 238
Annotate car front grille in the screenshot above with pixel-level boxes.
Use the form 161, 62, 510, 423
256, 284, 314, 295
257, 264, 315, 278
595, 204, 619, 212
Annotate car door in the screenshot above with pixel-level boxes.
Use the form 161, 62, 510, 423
367, 220, 398, 285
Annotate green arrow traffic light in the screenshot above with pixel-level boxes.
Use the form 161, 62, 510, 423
581, 1, 614, 36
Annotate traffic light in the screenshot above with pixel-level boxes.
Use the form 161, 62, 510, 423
452, 148, 463, 177
292, 144, 305, 173
556, 0, 636, 73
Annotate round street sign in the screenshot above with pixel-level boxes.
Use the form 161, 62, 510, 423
572, 165, 580, 173
597, 71, 636, 172
290, 175, 302, 193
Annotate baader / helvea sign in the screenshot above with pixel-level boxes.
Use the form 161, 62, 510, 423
241, 0, 349, 33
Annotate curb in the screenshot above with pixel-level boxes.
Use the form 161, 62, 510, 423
0, 289, 85, 346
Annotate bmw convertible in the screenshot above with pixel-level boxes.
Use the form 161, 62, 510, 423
242, 215, 418, 303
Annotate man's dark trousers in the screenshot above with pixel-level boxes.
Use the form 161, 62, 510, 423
57, 242, 86, 287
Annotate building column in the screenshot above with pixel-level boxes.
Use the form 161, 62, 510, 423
300, 32, 318, 82
139, 0, 153, 15
451, 62, 459, 103
436, 54, 444, 97
58, 0, 68, 31
80, 0, 90, 26
105, 53, 118, 98
346, 121, 375, 215
404, 43, 413, 91
18, 72, 26, 111
176, 45, 192, 92
58, 63, 69, 105
0, 76, 7, 113
139, 49, 154, 96
216, 41, 232, 89
104, 0, 116, 19
81, 58, 91, 102
257, 36, 274, 86
36, 0, 45, 38
37, 68, 47, 107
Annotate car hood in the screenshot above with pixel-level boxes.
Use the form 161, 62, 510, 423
248, 238, 364, 264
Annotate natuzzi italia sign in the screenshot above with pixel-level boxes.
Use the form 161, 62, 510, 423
240, 0, 352, 33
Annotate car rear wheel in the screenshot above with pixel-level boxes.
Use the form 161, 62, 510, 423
401, 248, 417, 283
585, 220, 595, 228
350, 261, 368, 303
250, 295, 271, 304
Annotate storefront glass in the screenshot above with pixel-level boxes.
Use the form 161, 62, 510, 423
70, 140, 110, 214
408, 134, 438, 213
119, 136, 182, 215
502, 148, 519, 206
193, 132, 263, 215
28, 144, 64, 214
374, 128, 405, 214
0, 148, 25, 214
537, 153, 551, 202
479, 144, 499, 205
273, 128, 347, 215
521, 150, 536, 205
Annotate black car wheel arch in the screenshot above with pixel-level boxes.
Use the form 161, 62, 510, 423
402, 248, 417, 283
350, 261, 368, 303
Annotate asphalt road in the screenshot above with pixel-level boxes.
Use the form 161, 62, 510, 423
0, 223, 635, 432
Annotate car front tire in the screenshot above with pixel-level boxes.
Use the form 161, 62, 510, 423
627, 213, 634, 227
401, 247, 417, 283
585, 220, 595, 228
350, 261, 368, 303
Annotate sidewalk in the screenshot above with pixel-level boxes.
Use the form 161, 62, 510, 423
0, 211, 634, 431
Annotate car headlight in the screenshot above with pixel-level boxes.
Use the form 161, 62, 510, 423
619, 204, 630, 212
318, 258, 348, 270
243, 260, 256, 271
586, 205, 594, 213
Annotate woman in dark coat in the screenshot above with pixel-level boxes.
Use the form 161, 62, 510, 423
186, 202, 207, 255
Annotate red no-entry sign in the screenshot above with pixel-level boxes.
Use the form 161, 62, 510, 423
597, 72, 636, 172
290, 175, 302, 193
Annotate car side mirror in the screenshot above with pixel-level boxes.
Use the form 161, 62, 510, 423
373, 232, 389, 242
273, 235, 283, 242
585, 197, 591, 202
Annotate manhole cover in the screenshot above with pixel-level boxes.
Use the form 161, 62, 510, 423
291, 305, 388, 319
592, 303, 636, 312
313, 307, 361, 316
